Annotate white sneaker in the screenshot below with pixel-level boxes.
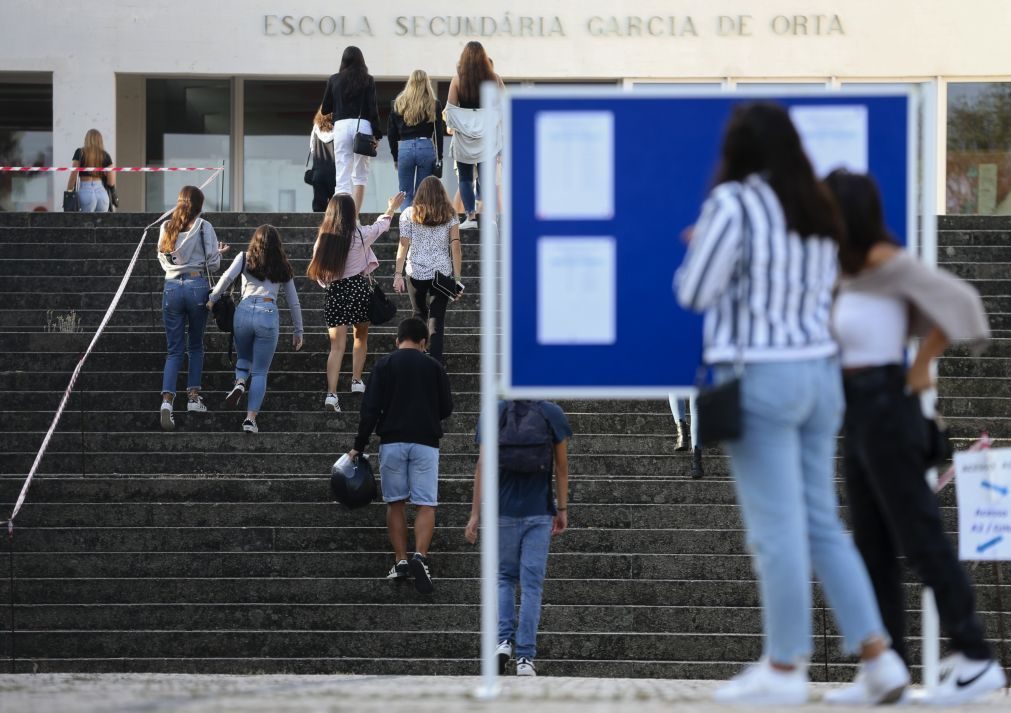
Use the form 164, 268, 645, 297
460, 218, 478, 230
497, 640, 513, 675
186, 395, 208, 413
516, 657, 536, 677
925, 654, 1005, 706
713, 660, 809, 706
242, 418, 258, 434
225, 380, 246, 408
350, 379, 366, 394
159, 402, 175, 431
825, 649, 909, 705
324, 393, 340, 412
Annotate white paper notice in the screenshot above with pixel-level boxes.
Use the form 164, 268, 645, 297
537, 237, 616, 345
789, 105, 869, 178
535, 111, 614, 220
954, 447, 1011, 561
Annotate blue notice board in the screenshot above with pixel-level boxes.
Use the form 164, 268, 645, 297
502, 88, 915, 397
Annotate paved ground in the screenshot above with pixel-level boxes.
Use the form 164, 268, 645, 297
1, 675, 1010, 713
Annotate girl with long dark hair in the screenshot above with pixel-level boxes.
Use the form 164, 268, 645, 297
675, 103, 908, 705
208, 225, 304, 434
445, 41, 503, 229
393, 176, 463, 364
824, 170, 1000, 706
308, 190, 405, 412
320, 46, 381, 214
156, 185, 229, 430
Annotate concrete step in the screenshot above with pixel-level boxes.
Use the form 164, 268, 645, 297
0, 212, 439, 229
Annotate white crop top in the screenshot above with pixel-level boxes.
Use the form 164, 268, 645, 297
833, 292, 908, 368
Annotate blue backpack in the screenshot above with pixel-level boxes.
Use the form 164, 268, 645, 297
498, 401, 553, 475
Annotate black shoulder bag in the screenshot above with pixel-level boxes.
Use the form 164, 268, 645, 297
695, 191, 750, 445
352, 94, 378, 157
360, 230, 398, 325
431, 106, 444, 179
63, 148, 81, 212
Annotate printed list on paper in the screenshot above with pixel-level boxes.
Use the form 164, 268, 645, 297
535, 111, 615, 220
537, 237, 616, 345
789, 104, 869, 178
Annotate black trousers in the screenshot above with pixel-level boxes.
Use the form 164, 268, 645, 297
406, 276, 449, 363
843, 365, 991, 664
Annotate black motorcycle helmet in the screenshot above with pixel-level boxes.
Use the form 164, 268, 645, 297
330, 454, 377, 509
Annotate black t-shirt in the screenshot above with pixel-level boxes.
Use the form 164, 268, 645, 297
354, 348, 453, 452
320, 74, 382, 139
72, 148, 112, 178
387, 100, 446, 162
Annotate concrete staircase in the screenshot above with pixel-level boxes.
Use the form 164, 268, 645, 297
0, 211, 1008, 679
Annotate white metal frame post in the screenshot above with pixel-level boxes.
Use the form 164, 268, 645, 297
920, 78, 942, 693
476, 81, 502, 700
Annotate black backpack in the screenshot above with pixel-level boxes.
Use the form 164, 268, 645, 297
498, 401, 554, 475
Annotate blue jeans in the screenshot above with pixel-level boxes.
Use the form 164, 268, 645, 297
717, 357, 886, 663
455, 161, 480, 214
397, 138, 436, 208
233, 298, 280, 413
78, 180, 109, 213
161, 276, 210, 395
498, 515, 553, 659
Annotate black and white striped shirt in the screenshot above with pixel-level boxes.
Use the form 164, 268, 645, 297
675, 174, 838, 364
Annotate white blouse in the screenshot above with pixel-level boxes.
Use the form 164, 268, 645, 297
399, 208, 458, 281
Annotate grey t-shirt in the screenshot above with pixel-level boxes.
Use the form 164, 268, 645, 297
157, 217, 221, 279
209, 252, 305, 337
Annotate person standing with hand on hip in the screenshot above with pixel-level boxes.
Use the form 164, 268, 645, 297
465, 400, 572, 677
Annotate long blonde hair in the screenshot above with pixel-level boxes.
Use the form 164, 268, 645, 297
393, 70, 437, 126
82, 129, 105, 169
159, 186, 205, 253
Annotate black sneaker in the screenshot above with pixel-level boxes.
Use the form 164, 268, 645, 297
409, 553, 434, 594
386, 559, 410, 581
675, 419, 689, 451
691, 445, 705, 480
225, 380, 246, 408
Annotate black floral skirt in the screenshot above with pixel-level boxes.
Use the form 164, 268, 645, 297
324, 273, 372, 327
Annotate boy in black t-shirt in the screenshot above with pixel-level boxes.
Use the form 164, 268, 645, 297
465, 400, 572, 676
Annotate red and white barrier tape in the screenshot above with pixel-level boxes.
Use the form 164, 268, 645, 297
934, 432, 992, 493
0, 166, 222, 172
4, 168, 225, 535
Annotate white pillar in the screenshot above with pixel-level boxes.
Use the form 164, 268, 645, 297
52, 64, 116, 209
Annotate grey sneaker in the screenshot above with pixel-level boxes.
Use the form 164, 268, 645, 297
497, 640, 513, 675
159, 401, 175, 431
516, 657, 537, 677
225, 380, 246, 408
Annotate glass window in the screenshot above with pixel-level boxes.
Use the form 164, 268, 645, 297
243, 80, 324, 213
947, 82, 1011, 214
0, 76, 53, 212
630, 82, 721, 91
146, 78, 231, 212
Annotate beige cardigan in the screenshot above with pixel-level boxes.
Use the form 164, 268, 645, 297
836, 251, 991, 355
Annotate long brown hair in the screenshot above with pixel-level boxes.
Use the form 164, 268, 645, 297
824, 170, 896, 275
412, 176, 456, 226
456, 41, 496, 106
714, 102, 842, 242
82, 129, 105, 169
307, 194, 358, 283
245, 225, 295, 283
159, 186, 205, 253
314, 105, 333, 133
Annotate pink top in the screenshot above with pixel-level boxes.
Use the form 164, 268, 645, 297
312, 214, 392, 287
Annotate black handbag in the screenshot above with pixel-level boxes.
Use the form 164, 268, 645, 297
211, 251, 245, 333
695, 191, 750, 445
431, 271, 463, 300
353, 95, 377, 157
367, 279, 398, 326
63, 172, 80, 212
924, 413, 954, 468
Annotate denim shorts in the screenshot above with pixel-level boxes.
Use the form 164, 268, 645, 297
379, 442, 439, 506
